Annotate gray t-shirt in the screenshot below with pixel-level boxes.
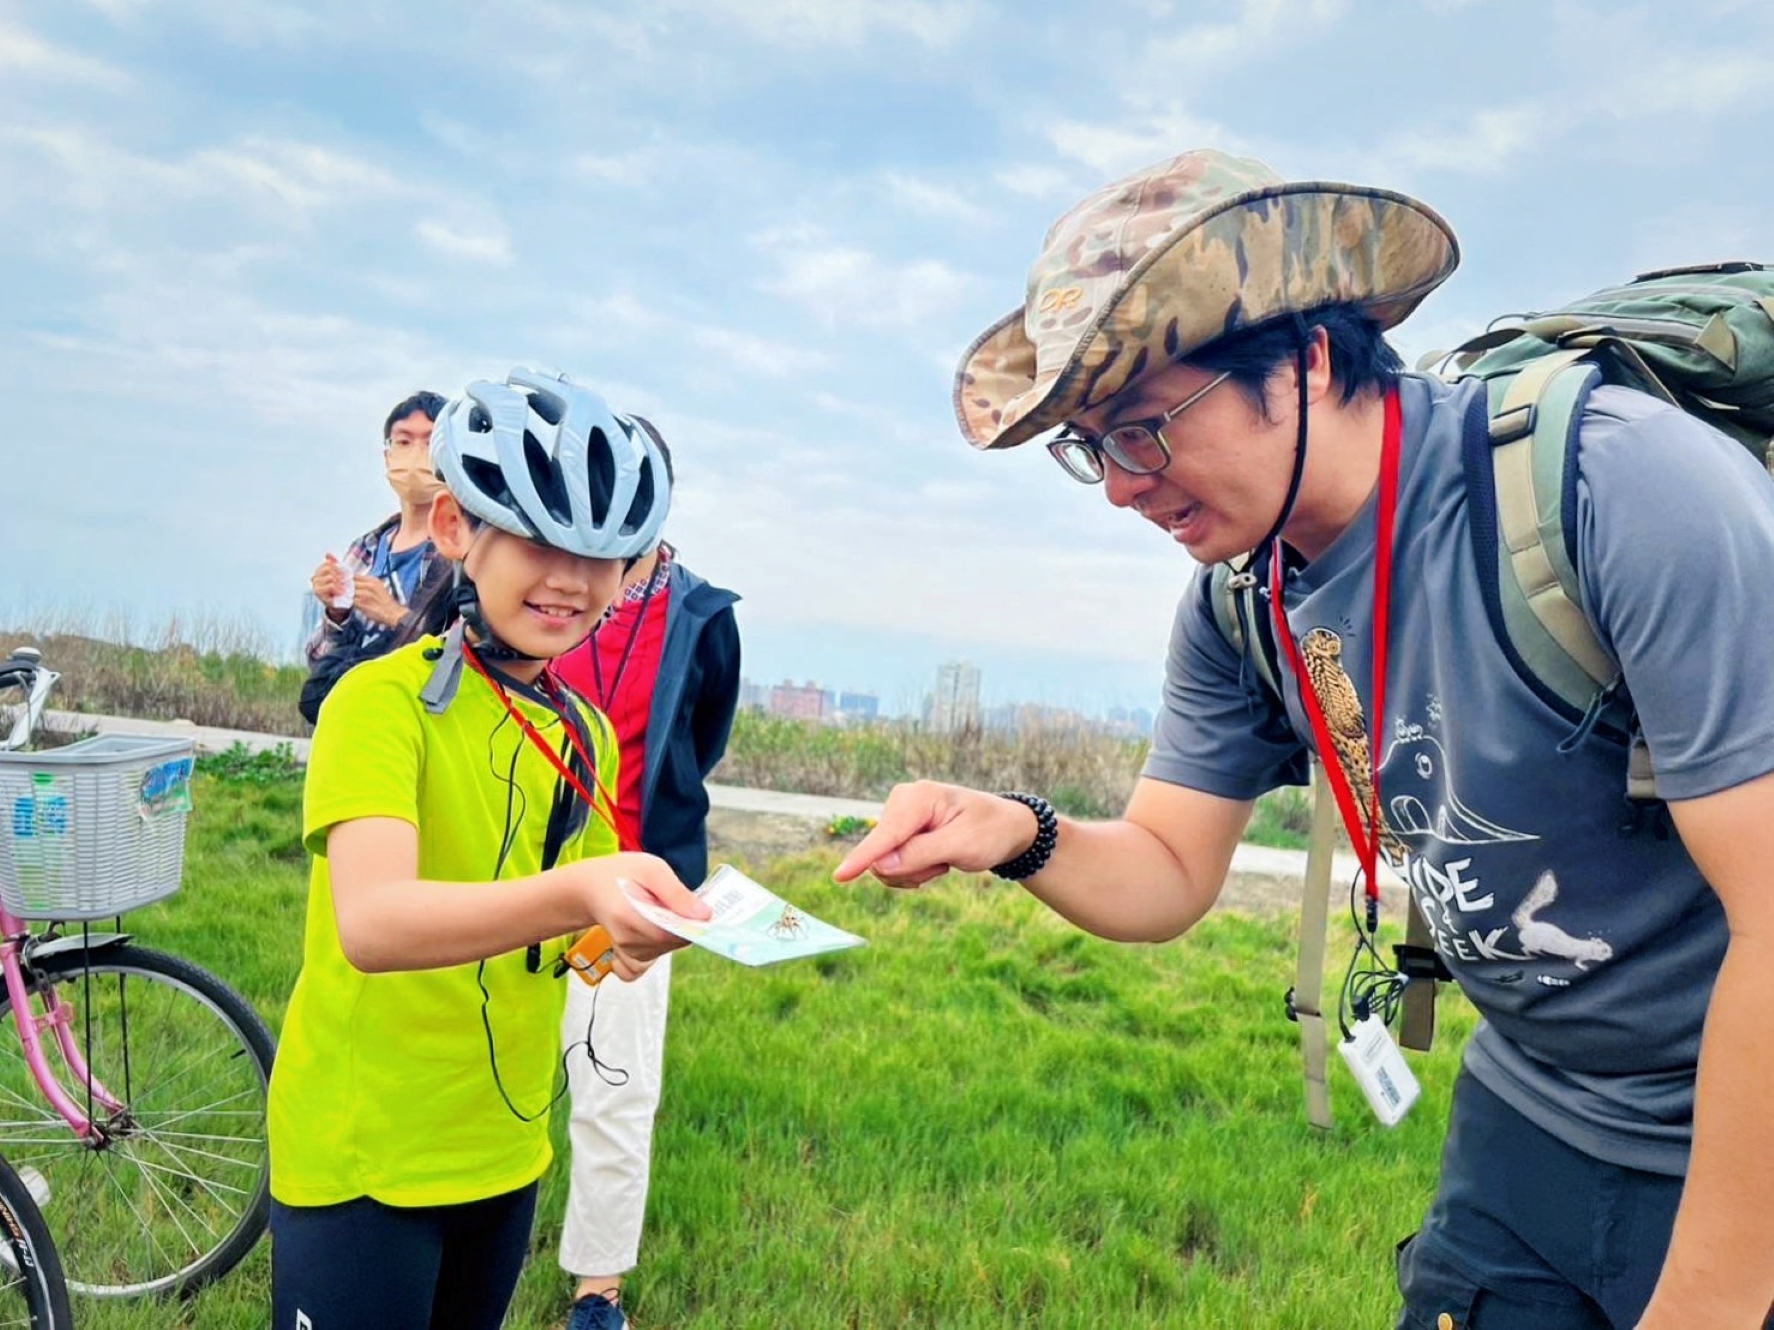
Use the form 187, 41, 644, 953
1146, 372, 1774, 1174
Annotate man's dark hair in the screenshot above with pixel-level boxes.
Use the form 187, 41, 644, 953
1183, 304, 1402, 421
383, 391, 448, 440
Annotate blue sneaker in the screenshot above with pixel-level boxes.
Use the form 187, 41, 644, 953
566, 1291, 627, 1330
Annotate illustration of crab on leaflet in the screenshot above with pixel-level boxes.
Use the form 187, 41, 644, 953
621, 865, 866, 968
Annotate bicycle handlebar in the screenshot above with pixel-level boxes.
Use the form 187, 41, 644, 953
0, 649, 59, 754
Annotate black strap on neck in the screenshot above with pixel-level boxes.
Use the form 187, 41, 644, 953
528, 695, 598, 975
452, 577, 544, 663
1253, 329, 1314, 557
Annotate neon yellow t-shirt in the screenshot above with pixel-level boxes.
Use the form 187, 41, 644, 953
269, 638, 618, 1208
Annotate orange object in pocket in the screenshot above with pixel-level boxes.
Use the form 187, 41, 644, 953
564, 925, 615, 986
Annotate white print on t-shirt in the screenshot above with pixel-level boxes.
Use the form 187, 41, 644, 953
1381, 724, 1537, 848
1513, 870, 1614, 970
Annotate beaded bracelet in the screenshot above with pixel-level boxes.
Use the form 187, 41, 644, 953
991, 791, 1059, 881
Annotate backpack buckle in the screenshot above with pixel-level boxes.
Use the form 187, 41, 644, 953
1392, 944, 1453, 983
1489, 401, 1536, 444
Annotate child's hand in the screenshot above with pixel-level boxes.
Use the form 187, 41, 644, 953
570, 853, 711, 982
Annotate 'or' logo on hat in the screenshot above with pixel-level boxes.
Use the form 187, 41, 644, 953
1037, 286, 1085, 313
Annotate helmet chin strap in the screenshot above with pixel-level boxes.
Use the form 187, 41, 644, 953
450, 569, 543, 663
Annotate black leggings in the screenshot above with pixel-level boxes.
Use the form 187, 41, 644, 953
270, 1183, 537, 1330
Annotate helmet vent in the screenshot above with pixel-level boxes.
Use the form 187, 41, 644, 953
620, 462, 657, 537
461, 457, 536, 537
585, 426, 617, 523
523, 428, 574, 525
526, 388, 564, 427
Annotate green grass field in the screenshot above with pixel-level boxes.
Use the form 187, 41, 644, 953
60, 766, 1468, 1329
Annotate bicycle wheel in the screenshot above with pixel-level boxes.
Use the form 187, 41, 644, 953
0, 1154, 71, 1328
0, 943, 274, 1298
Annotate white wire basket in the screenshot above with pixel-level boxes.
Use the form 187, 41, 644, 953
0, 734, 196, 920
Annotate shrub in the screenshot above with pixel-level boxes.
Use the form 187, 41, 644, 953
715, 712, 1145, 818
0, 622, 308, 736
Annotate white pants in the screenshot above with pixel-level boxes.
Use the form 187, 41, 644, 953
558, 952, 672, 1278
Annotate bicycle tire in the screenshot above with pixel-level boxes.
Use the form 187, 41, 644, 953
0, 1153, 73, 1328
0, 943, 275, 1298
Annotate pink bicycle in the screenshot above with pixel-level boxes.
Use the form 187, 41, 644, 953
0, 646, 274, 1299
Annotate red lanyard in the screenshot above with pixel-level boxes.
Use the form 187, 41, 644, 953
459, 641, 642, 854
1269, 388, 1403, 918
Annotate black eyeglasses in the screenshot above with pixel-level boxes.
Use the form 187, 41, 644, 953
1046, 371, 1231, 484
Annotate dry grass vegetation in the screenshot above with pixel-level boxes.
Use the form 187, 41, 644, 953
1, 617, 309, 736
714, 711, 1149, 818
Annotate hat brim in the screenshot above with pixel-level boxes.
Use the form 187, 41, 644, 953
954, 181, 1459, 451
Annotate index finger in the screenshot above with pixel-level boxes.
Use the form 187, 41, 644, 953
833, 789, 941, 882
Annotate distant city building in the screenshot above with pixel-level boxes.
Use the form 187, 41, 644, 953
928, 659, 981, 734
768, 680, 826, 721
738, 678, 769, 712
981, 702, 1019, 734
837, 689, 879, 722
995, 702, 1090, 735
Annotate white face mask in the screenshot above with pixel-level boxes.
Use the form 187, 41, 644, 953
385, 449, 445, 505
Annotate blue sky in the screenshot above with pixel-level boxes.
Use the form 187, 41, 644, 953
4, 0, 1771, 715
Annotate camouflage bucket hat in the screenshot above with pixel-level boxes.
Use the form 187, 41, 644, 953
954, 149, 1459, 450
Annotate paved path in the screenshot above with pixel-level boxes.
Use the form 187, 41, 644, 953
42, 710, 1403, 892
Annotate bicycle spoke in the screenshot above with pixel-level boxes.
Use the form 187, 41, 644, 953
118, 1145, 255, 1209
115, 1146, 229, 1248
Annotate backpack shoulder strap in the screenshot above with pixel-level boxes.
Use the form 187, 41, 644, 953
1479, 351, 1621, 711
1208, 558, 1342, 1126
1207, 556, 1281, 699
1292, 760, 1337, 1130
1480, 355, 1664, 801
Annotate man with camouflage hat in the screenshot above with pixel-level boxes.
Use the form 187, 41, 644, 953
836, 150, 1774, 1327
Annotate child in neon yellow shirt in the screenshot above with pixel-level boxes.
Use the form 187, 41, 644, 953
268, 367, 709, 1330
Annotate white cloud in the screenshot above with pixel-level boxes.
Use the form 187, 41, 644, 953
671, 461, 1186, 662
753, 225, 979, 331
1605, 51, 1774, 117
0, 18, 131, 86
655, 0, 975, 49
573, 149, 659, 186
1364, 103, 1546, 178
191, 137, 402, 211
1, 125, 403, 217
416, 219, 514, 266
881, 172, 991, 224
1134, 0, 1347, 81
692, 327, 832, 378
1623, 204, 1765, 277
1355, 41, 1774, 185
992, 164, 1075, 200
1043, 110, 1245, 179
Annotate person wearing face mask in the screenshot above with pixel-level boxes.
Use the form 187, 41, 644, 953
298, 391, 449, 725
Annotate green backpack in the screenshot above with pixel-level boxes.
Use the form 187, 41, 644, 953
1210, 261, 1774, 1125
